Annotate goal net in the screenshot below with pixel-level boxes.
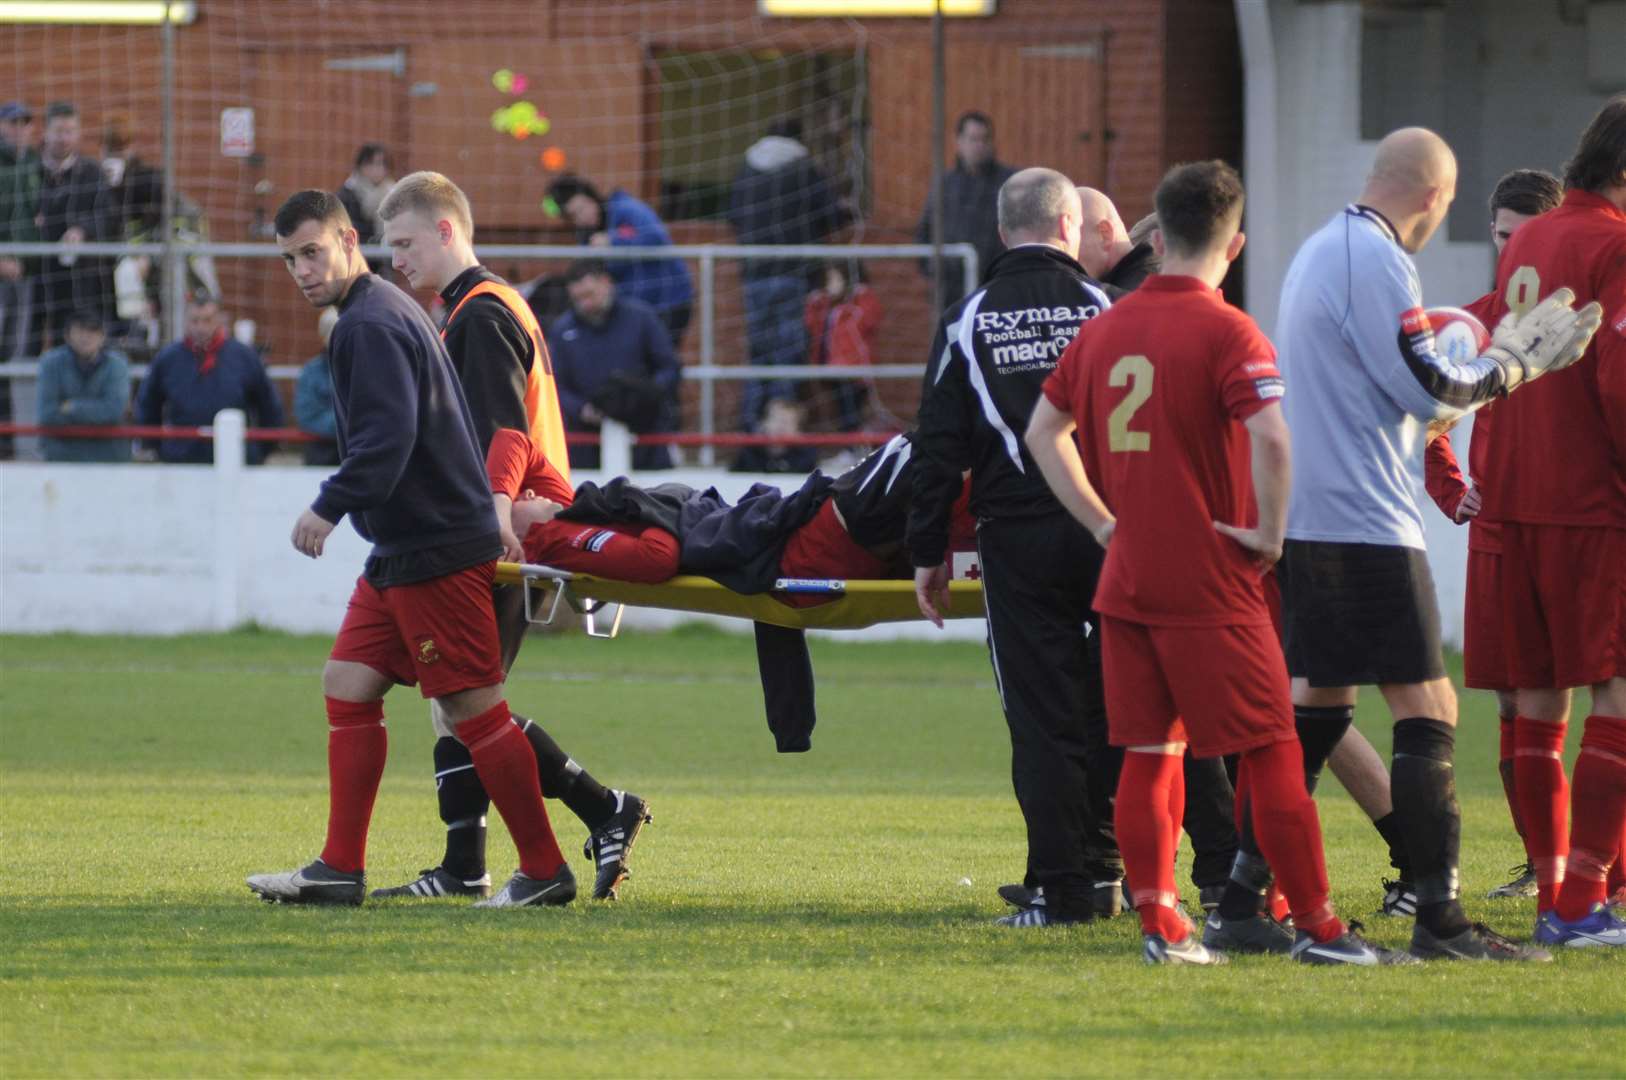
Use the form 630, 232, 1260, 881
3, 0, 1115, 461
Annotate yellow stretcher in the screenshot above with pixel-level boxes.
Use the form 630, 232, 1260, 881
494, 562, 985, 635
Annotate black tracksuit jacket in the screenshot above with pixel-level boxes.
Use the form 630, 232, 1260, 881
907, 244, 1113, 567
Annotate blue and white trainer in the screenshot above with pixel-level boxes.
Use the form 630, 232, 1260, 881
1534, 904, 1626, 949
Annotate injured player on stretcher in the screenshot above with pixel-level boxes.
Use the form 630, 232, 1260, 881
483, 428, 975, 751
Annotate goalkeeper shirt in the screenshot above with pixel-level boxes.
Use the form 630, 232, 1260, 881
1277, 205, 1505, 550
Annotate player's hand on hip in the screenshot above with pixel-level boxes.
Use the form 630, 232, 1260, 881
1092, 519, 1116, 549
1213, 521, 1282, 573
1454, 483, 1482, 524
1486, 288, 1605, 389
914, 563, 951, 629
291, 507, 335, 559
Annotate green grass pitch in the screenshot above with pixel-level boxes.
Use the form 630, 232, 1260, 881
1, 626, 1622, 1077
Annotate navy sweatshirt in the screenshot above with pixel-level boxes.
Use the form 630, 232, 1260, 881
311, 274, 501, 588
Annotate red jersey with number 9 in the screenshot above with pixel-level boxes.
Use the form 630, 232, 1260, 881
1041, 275, 1283, 627
1478, 189, 1626, 528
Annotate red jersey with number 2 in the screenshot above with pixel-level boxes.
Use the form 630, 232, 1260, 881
1041, 275, 1284, 627
1478, 189, 1626, 528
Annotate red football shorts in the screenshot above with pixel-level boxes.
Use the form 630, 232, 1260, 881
330, 562, 504, 699
1496, 524, 1624, 689
1462, 547, 1510, 691
522, 519, 680, 583
1101, 615, 1294, 757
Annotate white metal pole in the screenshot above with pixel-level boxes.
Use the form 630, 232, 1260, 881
211, 408, 245, 631
600, 417, 633, 477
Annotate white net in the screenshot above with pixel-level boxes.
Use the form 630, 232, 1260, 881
3, 0, 1135, 460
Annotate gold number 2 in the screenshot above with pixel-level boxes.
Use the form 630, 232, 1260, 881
1506, 265, 1541, 318
1107, 354, 1154, 453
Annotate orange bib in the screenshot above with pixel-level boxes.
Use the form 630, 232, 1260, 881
444, 279, 570, 481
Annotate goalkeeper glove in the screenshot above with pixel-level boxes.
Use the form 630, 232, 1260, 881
1483, 287, 1605, 392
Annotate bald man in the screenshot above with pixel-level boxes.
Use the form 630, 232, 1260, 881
1077, 187, 1157, 292
908, 167, 1120, 928
1273, 126, 1599, 961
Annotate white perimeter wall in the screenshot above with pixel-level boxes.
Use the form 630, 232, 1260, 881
0, 457, 1469, 646
0, 461, 992, 643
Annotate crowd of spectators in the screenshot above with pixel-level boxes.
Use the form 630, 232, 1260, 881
2, 106, 1016, 468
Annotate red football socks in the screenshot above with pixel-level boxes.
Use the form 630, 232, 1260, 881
1240, 739, 1343, 944
1116, 750, 1187, 941
1513, 716, 1570, 910
1609, 818, 1626, 896
320, 696, 387, 875
455, 700, 565, 880
1497, 716, 1527, 845
1555, 716, 1626, 922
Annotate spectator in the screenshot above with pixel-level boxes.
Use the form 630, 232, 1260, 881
731, 398, 818, 475
136, 292, 284, 464
727, 119, 846, 431
293, 306, 341, 466
1077, 186, 1157, 292
549, 259, 681, 471
1, 100, 41, 364
36, 102, 112, 344
101, 116, 164, 240
804, 261, 882, 432
546, 173, 694, 347
0, 100, 40, 459
916, 111, 1017, 306
337, 143, 394, 266
36, 308, 130, 463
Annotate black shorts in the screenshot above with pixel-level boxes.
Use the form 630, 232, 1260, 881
1278, 539, 1445, 688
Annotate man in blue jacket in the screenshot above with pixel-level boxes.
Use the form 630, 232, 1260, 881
248, 188, 574, 909
36, 307, 130, 462
136, 292, 284, 463
546, 174, 693, 347
550, 259, 680, 471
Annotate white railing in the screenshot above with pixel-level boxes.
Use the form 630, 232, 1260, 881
0, 239, 975, 464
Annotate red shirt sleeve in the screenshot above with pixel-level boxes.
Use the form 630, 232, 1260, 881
1423, 431, 1467, 521
1217, 320, 1283, 422
486, 427, 532, 500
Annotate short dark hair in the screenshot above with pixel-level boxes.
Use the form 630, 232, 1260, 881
273, 189, 353, 239
187, 288, 220, 311
1563, 94, 1626, 193
1488, 168, 1562, 217
65, 308, 103, 333
564, 258, 611, 285
43, 101, 76, 124
1153, 160, 1245, 258
545, 174, 602, 208
956, 110, 993, 136
354, 142, 389, 170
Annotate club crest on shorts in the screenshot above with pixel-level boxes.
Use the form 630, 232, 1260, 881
417, 638, 440, 665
